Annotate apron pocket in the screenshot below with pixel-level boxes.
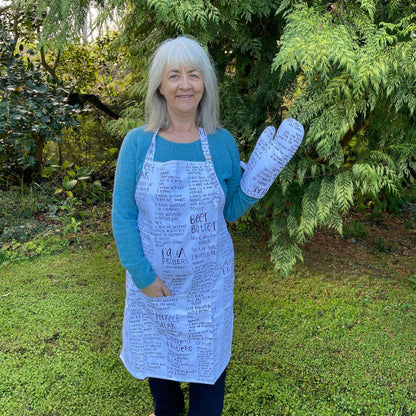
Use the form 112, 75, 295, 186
143, 292, 213, 340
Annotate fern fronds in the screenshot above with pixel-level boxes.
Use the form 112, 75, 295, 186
334, 171, 354, 214
296, 181, 319, 244
317, 177, 335, 225
270, 232, 303, 278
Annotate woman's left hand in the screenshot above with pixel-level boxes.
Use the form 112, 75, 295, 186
141, 277, 172, 298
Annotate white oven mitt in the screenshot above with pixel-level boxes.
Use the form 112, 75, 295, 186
240, 118, 304, 199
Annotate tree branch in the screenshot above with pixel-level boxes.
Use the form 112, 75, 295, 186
67, 92, 120, 119
340, 117, 367, 149
39, 46, 59, 82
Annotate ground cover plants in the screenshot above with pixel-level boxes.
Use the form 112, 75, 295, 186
1, 198, 415, 415
0, 183, 112, 264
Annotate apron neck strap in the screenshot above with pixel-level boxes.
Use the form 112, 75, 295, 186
199, 128, 212, 162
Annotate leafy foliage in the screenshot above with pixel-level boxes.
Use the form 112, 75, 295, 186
42, 157, 110, 204
268, 0, 416, 274
0, 25, 77, 179
11, 0, 95, 47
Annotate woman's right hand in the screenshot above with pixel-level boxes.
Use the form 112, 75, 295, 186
141, 277, 172, 297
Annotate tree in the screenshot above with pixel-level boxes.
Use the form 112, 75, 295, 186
1, 1, 124, 181
6, 1, 121, 118
0, 25, 77, 181
269, 0, 416, 274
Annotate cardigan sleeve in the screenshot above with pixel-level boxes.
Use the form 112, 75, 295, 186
111, 128, 157, 289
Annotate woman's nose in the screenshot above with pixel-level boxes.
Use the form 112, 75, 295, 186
179, 75, 190, 89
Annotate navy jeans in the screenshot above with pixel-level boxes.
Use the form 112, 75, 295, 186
148, 369, 226, 416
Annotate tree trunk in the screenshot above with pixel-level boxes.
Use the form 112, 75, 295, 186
34, 134, 46, 173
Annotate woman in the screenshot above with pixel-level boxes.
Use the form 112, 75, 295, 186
112, 36, 258, 416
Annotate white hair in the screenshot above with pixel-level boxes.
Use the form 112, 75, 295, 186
145, 36, 221, 134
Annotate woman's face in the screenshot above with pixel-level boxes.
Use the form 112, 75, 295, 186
159, 64, 205, 120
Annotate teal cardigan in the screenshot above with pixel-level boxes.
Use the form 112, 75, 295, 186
112, 126, 257, 289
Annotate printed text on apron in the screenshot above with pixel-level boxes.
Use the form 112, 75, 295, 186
120, 129, 235, 384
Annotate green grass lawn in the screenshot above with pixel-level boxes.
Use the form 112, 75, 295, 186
1, 226, 415, 416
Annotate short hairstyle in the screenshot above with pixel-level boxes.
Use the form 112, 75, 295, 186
145, 36, 221, 134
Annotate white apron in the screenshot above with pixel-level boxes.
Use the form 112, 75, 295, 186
120, 129, 235, 385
